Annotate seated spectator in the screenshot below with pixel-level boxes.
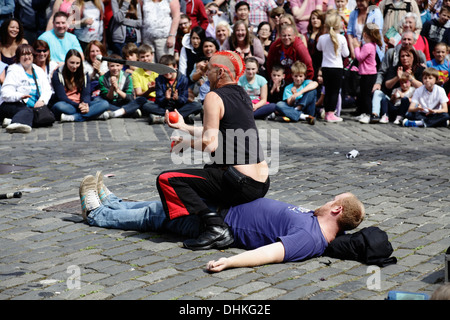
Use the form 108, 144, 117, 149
73, 0, 105, 51
379, 0, 422, 38
403, 67, 450, 127
215, 20, 231, 50
32, 40, 59, 101
51, 49, 109, 122
0, 44, 52, 133
381, 73, 416, 125
121, 42, 139, 74
370, 46, 425, 124
275, 61, 317, 124
131, 44, 158, 110
238, 57, 275, 119
267, 25, 314, 84
178, 26, 205, 80
0, 18, 28, 66
421, 5, 450, 59
221, 20, 265, 69
426, 42, 450, 87
145, 54, 202, 125
257, 22, 272, 60
83, 40, 109, 96
98, 54, 141, 118
38, 11, 83, 63
109, 0, 142, 56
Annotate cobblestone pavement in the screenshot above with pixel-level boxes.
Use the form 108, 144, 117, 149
0, 111, 449, 302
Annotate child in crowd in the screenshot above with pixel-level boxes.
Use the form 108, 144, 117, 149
147, 54, 202, 124
267, 64, 286, 105
403, 67, 450, 127
132, 44, 158, 114
352, 23, 383, 124
238, 57, 276, 119
275, 61, 317, 124
426, 42, 450, 87
316, 11, 349, 122
381, 73, 416, 125
335, 0, 350, 29
122, 43, 139, 75
98, 54, 142, 118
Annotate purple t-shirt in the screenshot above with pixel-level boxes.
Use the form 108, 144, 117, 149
225, 198, 328, 262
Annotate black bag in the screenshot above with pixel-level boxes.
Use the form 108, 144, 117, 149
31, 67, 55, 127
323, 226, 397, 267
33, 105, 55, 127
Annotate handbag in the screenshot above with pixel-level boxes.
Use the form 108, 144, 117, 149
31, 67, 55, 127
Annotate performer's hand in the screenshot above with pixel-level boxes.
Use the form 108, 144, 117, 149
206, 258, 229, 272
165, 109, 184, 129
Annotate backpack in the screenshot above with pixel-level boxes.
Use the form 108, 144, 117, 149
323, 226, 397, 267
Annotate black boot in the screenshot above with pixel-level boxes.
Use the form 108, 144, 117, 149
183, 212, 234, 250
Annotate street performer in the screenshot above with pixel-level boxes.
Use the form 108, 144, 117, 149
157, 51, 270, 251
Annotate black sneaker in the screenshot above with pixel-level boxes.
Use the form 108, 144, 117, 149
369, 114, 380, 123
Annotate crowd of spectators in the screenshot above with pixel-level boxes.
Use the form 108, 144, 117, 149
1, 0, 450, 133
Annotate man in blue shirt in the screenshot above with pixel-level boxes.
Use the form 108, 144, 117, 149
38, 11, 83, 63
79, 172, 365, 272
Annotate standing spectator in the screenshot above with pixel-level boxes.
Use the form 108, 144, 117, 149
0, 44, 52, 133
423, 5, 450, 58
0, 18, 28, 66
279, 14, 308, 47
426, 42, 450, 87
396, 13, 431, 62
316, 12, 349, 122
38, 11, 83, 63
306, 9, 325, 78
257, 21, 272, 60
46, 0, 76, 30
15, 0, 49, 44
221, 20, 265, 67
290, 0, 322, 35
141, 0, 181, 63
109, 0, 142, 56
204, 2, 221, 39
240, 0, 277, 33
347, 0, 384, 63
234, 1, 250, 28
51, 49, 109, 122
352, 23, 383, 122
185, 0, 209, 30
266, 25, 314, 84
73, 0, 105, 51
0, 0, 14, 28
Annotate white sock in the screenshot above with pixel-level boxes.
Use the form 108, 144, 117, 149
299, 113, 307, 120
112, 108, 125, 117
415, 120, 424, 127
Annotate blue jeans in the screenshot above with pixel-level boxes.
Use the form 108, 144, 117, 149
275, 90, 316, 121
87, 194, 202, 238
52, 98, 109, 121
405, 111, 450, 127
99, 97, 141, 115
141, 101, 202, 119
254, 103, 276, 119
372, 90, 387, 116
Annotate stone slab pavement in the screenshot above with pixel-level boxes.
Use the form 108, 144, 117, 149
0, 112, 449, 302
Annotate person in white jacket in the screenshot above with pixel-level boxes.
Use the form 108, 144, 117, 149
0, 44, 52, 133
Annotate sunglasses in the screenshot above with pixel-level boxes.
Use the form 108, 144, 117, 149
35, 49, 48, 53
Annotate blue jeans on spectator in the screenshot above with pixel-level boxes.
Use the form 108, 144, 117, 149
275, 90, 316, 121
87, 193, 201, 238
405, 111, 450, 127
52, 98, 109, 121
380, 96, 410, 121
142, 100, 202, 119
372, 89, 388, 116
254, 103, 276, 119
100, 98, 141, 116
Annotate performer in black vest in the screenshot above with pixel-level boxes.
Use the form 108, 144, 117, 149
158, 51, 270, 250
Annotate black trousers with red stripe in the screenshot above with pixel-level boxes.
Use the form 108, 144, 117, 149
156, 165, 270, 220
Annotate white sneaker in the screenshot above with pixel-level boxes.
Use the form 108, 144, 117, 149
393, 116, 403, 125
97, 111, 110, 120
354, 113, 367, 121
359, 114, 371, 124
79, 175, 102, 220
380, 114, 389, 124
5, 123, 32, 133
2, 118, 11, 128
60, 113, 75, 122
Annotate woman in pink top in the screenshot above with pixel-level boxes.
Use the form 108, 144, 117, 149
352, 23, 383, 120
